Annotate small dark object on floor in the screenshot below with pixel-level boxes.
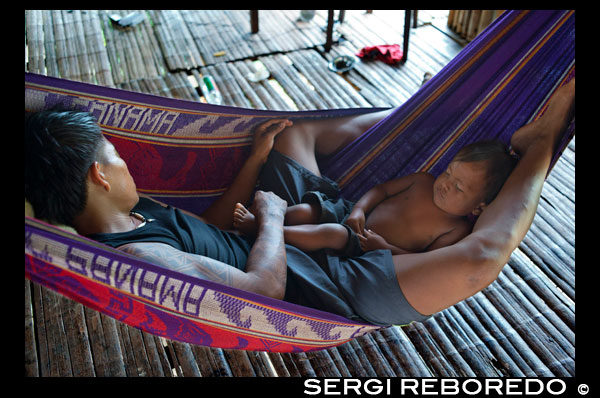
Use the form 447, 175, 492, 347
328, 55, 357, 73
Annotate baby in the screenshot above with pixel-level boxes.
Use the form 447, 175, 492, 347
234, 140, 517, 255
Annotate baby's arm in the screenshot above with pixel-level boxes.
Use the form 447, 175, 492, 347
346, 173, 422, 234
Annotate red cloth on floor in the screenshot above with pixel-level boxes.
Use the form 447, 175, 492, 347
356, 44, 404, 65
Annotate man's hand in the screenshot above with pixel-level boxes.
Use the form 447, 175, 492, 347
250, 119, 293, 163
251, 190, 287, 227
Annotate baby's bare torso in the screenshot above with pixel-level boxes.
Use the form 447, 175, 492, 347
365, 174, 467, 252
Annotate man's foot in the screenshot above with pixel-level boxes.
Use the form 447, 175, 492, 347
233, 203, 258, 236
510, 78, 574, 156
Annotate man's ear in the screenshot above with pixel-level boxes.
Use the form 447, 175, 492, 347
88, 161, 110, 192
471, 202, 487, 216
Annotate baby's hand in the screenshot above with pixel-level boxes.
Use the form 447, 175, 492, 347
345, 208, 365, 235
358, 229, 388, 252
250, 119, 293, 163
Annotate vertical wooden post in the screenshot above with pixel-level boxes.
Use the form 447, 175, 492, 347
402, 10, 412, 64
324, 10, 335, 52
250, 10, 259, 34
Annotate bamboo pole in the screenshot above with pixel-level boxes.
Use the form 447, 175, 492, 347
452, 302, 526, 377
306, 349, 343, 377
377, 326, 433, 376
405, 321, 460, 377
288, 352, 318, 377
483, 283, 573, 376
436, 308, 504, 376
356, 333, 396, 377
497, 270, 574, 351
466, 295, 551, 376
508, 249, 574, 329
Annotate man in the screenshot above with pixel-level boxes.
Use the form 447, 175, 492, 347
25, 78, 574, 325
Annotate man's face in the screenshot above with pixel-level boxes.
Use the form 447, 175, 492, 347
98, 137, 139, 208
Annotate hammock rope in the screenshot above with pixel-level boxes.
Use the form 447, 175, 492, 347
25, 10, 574, 352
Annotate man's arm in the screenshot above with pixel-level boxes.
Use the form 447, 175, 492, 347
120, 191, 288, 299
200, 119, 292, 230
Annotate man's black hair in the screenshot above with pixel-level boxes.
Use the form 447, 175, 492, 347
25, 109, 104, 225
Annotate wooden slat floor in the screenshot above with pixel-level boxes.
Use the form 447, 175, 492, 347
25, 10, 574, 377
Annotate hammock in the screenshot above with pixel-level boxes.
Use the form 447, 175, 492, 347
25, 10, 575, 353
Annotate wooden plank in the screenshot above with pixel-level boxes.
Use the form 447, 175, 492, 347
519, 240, 574, 301
483, 284, 573, 376
261, 54, 314, 110
508, 249, 574, 329
172, 341, 202, 376
246, 351, 277, 377
223, 349, 257, 376
25, 280, 39, 377
335, 339, 377, 377
287, 352, 317, 377
500, 267, 574, 347
30, 283, 50, 376
465, 295, 549, 376
307, 349, 343, 377
81, 10, 114, 87
279, 353, 303, 377
83, 309, 127, 376
422, 316, 476, 377
39, 285, 73, 376
192, 346, 234, 377
266, 352, 291, 376
59, 295, 95, 376
379, 326, 432, 376
405, 320, 461, 377
25, 10, 45, 74
452, 301, 526, 377
40, 11, 60, 77
51, 10, 73, 81
355, 333, 395, 377
68, 10, 93, 83
440, 307, 505, 376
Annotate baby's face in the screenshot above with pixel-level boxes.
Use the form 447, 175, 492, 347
432, 161, 488, 217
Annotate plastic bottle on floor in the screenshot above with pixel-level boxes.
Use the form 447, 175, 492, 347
199, 75, 223, 105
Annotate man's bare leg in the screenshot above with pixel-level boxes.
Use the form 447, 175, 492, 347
272, 109, 394, 176
390, 79, 575, 316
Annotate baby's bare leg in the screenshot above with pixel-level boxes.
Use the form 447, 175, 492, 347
234, 203, 348, 251
284, 223, 349, 252
284, 203, 320, 225
233, 202, 321, 237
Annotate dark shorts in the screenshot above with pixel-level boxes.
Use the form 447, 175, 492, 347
257, 150, 431, 326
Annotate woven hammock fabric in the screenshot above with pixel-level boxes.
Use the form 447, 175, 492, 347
25, 10, 574, 353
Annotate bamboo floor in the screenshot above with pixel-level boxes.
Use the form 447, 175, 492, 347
25, 10, 575, 377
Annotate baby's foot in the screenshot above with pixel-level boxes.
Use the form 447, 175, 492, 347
233, 203, 258, 236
